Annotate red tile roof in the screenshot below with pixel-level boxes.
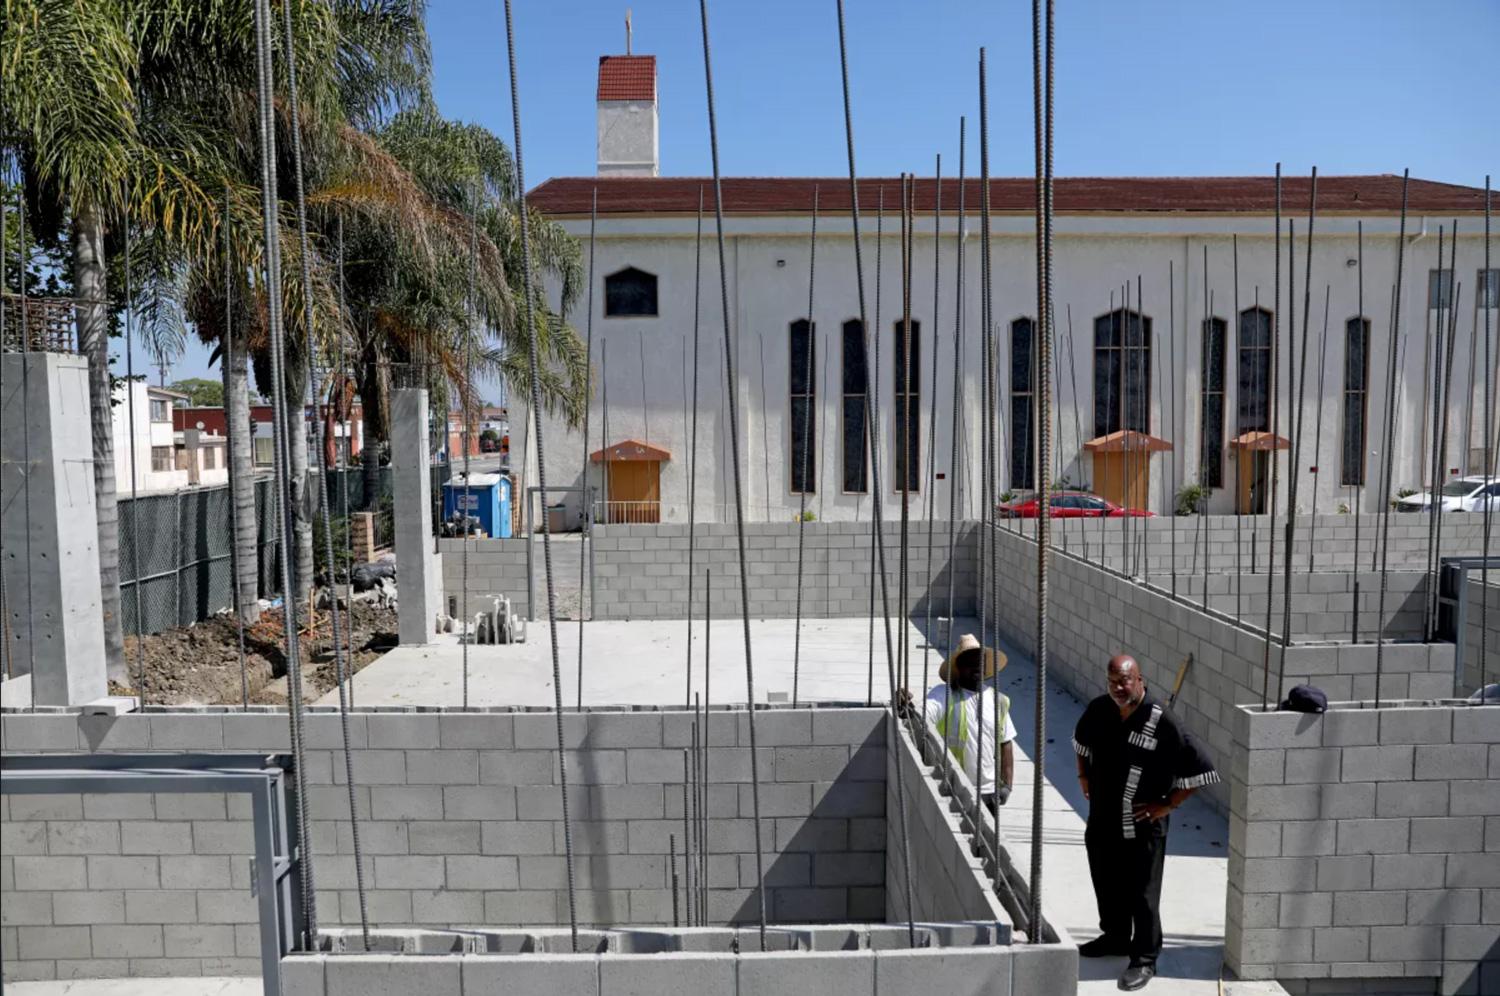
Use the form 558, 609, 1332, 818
597, 55, 656, 102
529, 175, 1489, 217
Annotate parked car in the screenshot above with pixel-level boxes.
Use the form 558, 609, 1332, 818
996, 490, 1154, 518
1394, 475, 1499, 513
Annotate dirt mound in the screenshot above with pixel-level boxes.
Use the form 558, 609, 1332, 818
112, 600, 397, 706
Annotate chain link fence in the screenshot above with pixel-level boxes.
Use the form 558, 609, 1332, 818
117, 466, 447, 635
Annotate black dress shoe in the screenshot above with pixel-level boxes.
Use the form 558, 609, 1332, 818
1078, 935, 1130, 957
1119, 962, 1156, 990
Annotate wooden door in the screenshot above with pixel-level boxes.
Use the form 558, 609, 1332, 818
607, 461, 661, 523
1237, 450, 1269, 514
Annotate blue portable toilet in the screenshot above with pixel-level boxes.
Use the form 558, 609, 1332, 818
443, 472, 512, 538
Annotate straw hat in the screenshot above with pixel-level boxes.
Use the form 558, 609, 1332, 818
938, 633, 1007, 683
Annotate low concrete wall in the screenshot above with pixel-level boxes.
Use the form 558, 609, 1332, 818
1, 705, 888, 984
1461, 577, 1499, 695
281, 925, 1077, 996
990, 525, 1456, 813
438, 536, 531, 618
1224, 701, 1500, 996
443, 521, 979, 622
1172, 571, 1428, 644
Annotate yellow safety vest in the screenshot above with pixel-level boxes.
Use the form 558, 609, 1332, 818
935, 690, 1008, 771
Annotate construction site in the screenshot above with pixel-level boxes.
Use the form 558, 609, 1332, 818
2, 2, 1497, 996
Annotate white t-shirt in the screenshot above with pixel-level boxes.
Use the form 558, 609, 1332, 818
923, 684, 1017, 794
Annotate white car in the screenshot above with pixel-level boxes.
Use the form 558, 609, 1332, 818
1395, 476, 1500, 513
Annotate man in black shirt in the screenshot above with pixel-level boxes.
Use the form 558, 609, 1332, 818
1072, 654, 1219, 990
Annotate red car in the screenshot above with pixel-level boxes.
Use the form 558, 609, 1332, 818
996, 490, 1154, 518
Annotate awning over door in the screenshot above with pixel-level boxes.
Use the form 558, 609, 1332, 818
1082, 429, 1173, 453
1228, 431, 1290, 451
589, 438, 672, 463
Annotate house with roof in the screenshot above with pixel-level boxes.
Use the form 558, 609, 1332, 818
517, 48, 1497, 526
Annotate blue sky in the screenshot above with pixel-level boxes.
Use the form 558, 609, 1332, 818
161, 0, 1497, 382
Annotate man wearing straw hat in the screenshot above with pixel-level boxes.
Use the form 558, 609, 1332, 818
921, 633, 1016, 813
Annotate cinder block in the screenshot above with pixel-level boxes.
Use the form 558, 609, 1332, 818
47, 820, 120, 855
1278, 821, 1335, 857
15, 855, 88, 891
324, 954, 462, 996
1409, 816, 1484, 853
812, 710, 885, 747
1370, 853, 1445, 890
190, 820, 253, 854
1406, 888, 1480, 925
598, 951, 734, 995
280, 954, 327, 996
407, 749, 478, 785
89, 924, 164, 959
164, 924, 237, 958
222, 713, 293, 750
738, 949, 875, 996
1315, 855, 1372, 892
374, 855, 445, 890
82, 793, 155, 820
460, 954, 597, 995
120, 820, 193, 855
775, 746, 853, 782
1, 892, 53, 926
3, 714, 81, 749
149, 714, 224, 749
1340, 745, 1414, 782
1453, 706, 1500, 744
87, 855, 159, 889
1312, 925, 1370, 962
366, 713, 441, 749
1374, 780, 1449, 818
370, 786, 444, 820
872, 947, 1011, 994
1331, 890, 1406, 926
125, 890, 199, 924
1335, 818, 1410, 855
445, 855, 520, 889
1278, 892, 1332, 928
411, 888, 484, 924
1379, 707, 1453, 744
514, 712, 588, 750
409, 820, 481, 855
1284, 748, 1342, 784
437, 713, 515, 749
2, 820, 48, 855
52, 889, 123, 925
1450, 779, 1500, 816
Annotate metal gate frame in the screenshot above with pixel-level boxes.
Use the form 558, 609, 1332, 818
524, 485, 597, 623
0, 753, 301, 994
1437, 555, 1498, 694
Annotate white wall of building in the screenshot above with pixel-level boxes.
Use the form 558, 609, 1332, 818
112, 381, 189, 494
596, 99, 658, 177
518, 211, 1497, 524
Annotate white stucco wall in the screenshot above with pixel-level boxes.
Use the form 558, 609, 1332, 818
520, 210, 1497, 525
596, 98, 659, 177
111, 381, 189, 494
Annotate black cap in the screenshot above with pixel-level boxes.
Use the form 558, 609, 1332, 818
1280, 684, 1328, 714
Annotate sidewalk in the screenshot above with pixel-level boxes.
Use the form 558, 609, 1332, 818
924, 617, 1280, 996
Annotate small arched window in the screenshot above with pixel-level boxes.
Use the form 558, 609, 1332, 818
1237, 307, 1274, 433
604, 267, 658, 317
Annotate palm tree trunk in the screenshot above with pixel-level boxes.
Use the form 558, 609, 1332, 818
359, 356, 384, 512
283, 349, 313, 601
222, 324, 261, 624
73, 205, 127, 682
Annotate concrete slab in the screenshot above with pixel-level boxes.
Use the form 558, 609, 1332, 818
319, 617, 932, 708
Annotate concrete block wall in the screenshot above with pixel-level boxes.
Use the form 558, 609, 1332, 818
1, 706, 888, 984
1461, 578, 1499, 695
1172, 572, 1428, 643
884, 716, 1008, 926
443, 522, 979, 622
1223, 701, 1500, 996
989, 526, 1456, 813
437, 537, 531, 618
1030, 515, 1490, 578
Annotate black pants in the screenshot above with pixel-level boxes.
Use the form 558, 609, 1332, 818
1085, 820, 1168, 964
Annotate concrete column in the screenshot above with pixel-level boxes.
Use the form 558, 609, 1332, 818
1, 353, 108, 705
391, 387, 441, 644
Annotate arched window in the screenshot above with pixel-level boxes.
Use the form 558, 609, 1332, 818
604, 267, 658, 317
1093, 308, 1152, 438
893, 319, 921, 492
841, 320, 869, 493
1010, 318, 1036, 490
789, 319, 817, 494
1201, 317, 1227, 487
1342, 317, 1371, 486
1237, 307, 1273, 434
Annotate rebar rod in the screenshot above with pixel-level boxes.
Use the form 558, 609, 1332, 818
122, 220, 144, 698
1423, 227, 1453, 639
0, 168, 9, 685
940, 126, 968, 797
866, 186, 886, 707
1374, 171, 1413, 707
976, 48, 995, 881
792, 187, 820, 706
1065, 308, 1088, 563
1431, 271, 1464, 642
899, 175, 913, 704
1277, 171, 1318, 702
578, 189, 599, 708
461, 187, 477, 708
503, 0, 578, 946
17, 177, 37, 709
1192, 257, 1207, 593
698, 0, 769, 943
1482, 177, 1493, 685
700, 588, 711, 921
1260, 166, 1283, 709
920, 159, 942, 712
1169, 262, 1178, 594
1309, 285, 1331, 572
684, 187, 705, 708
251, 0, 314, 941
681, 748, 694, 926
835, 0, 913, 945
1352, 223, 1364, 640
670, 833, 681, 927
689, 725, 700, 925
757, 332, 771, 518
1028, 0, 1056, 937
1232, 238, 1243, 616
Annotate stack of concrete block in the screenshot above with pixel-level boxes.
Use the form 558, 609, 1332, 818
1224, 701, 1500, 995
437, 537, 531, 618
1, 705, 890, 984
989, 525, 1456, 813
